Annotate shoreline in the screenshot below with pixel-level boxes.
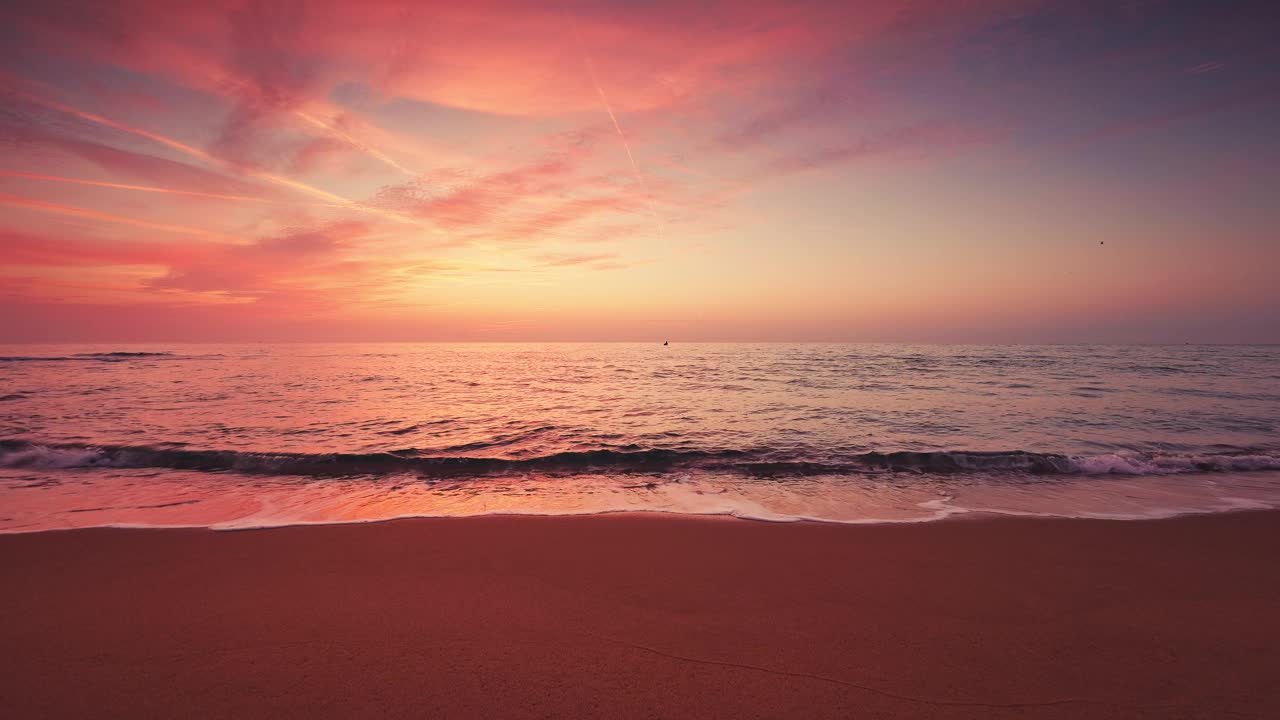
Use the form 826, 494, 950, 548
2, 500, 1276, 536
3, 510, 1277, 718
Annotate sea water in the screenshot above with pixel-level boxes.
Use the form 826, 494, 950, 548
2, 343, 1278, 531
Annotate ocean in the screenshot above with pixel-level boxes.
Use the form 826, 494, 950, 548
2, 343, 1278, 532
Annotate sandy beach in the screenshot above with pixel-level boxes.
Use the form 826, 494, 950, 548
6, 0, 1279, 715
2, 511, 1276, 719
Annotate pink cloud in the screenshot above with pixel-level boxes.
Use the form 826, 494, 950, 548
2, 219, 451, 312
12, 0, 1271, 344
4, 0, 1034, 202
366, 127, 671, 242
1, 228, 201, 268
145, 221, 382, 300
4, 1, 1015, 118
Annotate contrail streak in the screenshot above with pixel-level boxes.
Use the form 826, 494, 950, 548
0, 170, 341, 206
27, 93, 349, 205
18, 91, 434, 230
583, 56, 642, 182
293, 110, 417, 177
0, 192, 236, 239
571, 20, 664, 237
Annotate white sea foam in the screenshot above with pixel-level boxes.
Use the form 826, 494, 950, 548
1067, 453, 1280, 475
3, 465, 1276, 534
0, 445, 109, 469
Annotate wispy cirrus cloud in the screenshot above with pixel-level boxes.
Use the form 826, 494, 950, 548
1, 219, 456, 310
4, 0, 1277, 341
146, 221, 373, 298
1, 228, 201, 268
0, 116, 269, 199
534, 252, 627, 270
373, 155, 581, 231
0, 192, 238, 239
0, 170, 286, 205
368, 125, 679, 247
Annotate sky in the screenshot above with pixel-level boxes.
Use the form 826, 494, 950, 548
1, 0, 1278, 343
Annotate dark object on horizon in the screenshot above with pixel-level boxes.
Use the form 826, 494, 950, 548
664, 341, 669, 346
1100, 241, 1104, 245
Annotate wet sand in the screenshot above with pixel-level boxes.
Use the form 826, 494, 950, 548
1, 511, 1276, 719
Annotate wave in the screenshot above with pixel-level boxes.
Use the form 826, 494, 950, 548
77, 351, 175, 358
0, 351, 178, 363
2, 440, 1279, 479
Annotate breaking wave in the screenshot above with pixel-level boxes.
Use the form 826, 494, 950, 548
3, 440, 1278, 479
0, 351, 181, 363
